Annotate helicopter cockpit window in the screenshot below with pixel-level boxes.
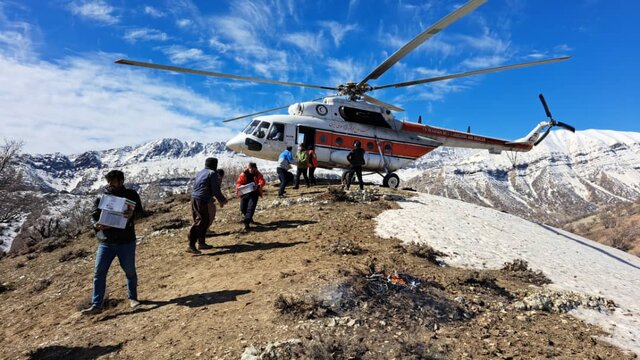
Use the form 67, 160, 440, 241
244, 120, 260, 135
267, 123, 285, 141
253, 122, 270, 139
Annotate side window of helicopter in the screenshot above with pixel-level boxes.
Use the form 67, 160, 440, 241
384, 143, 392, 153
335, 137, 344, 146
267, 123, 284, 141
367, 141, 374, 151
253, 122, 270, 139
244, 120, 260, 135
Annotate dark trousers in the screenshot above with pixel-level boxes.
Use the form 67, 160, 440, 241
294, 167, 309, 187
346, 166, 364, 190
308, 167, 317, 185
188, 198, 209, 247
277, 168, 288, 196
240, 192, 259, 225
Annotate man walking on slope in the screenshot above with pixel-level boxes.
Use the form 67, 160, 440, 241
188, 157, 228, 254
277, 146, 294, 197
236, 162, 266, 232
346, 140, 366, 190
83, 170, 144, 315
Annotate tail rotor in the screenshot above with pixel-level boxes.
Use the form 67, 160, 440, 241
534, 94, 575, 145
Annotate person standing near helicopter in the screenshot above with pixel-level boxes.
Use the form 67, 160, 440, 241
293, 144, 310, 189
307, 145, 318, 186
346, 140, 366, 190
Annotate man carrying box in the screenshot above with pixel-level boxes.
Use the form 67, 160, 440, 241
82, 170, 144, 315
235, 162, 266, 232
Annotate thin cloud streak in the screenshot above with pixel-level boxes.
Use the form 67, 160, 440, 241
68, 0, 119, 25
124, 28, 169, 43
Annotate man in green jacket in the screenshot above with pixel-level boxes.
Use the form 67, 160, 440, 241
293, 144, 310, 189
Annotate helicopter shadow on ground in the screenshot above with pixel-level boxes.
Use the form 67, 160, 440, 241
205, 240, 307, 257
29, 343, 123, 360
98, 289, 252, 322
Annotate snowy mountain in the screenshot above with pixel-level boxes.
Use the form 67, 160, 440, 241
400, 130, 640, 225
19, 139, 250, 197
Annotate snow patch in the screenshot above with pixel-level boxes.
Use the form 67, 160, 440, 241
375, 193, 640, 355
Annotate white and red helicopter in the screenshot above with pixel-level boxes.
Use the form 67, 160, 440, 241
116, 0, 574, 188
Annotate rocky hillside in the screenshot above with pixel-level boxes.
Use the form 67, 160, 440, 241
403, 129, 640, 226
0, 184, 634, 359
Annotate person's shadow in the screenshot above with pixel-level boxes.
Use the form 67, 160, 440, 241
206, 240, 306, 256
99, 289, 251, 321
246, 219, 317, 233
29, 344, 122, 360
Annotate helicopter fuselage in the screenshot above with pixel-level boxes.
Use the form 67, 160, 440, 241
225, 97, 535, 174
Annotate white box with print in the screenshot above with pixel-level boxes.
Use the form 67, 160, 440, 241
237, 182, 257, 196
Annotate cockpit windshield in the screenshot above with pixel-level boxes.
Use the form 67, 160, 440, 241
243, 120, 260, 134
253, 122, 270, 139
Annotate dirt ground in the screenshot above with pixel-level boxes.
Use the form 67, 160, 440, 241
0, 182, 636, 359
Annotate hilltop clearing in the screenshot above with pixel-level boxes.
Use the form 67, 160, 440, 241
0, 184, 634, 359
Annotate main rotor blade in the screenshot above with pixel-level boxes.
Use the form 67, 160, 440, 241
115, 59, 337, 91
371, 57, 571, 90
361, 94, 404, 112
358, 0, 486, 87
222, 97, 325, 123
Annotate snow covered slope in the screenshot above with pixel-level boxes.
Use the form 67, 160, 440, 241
376, 193, 640, 354
400, 130, 640, 224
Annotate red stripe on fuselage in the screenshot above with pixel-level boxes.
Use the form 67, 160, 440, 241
314, 129, 435, 159
401, 123, 532, 150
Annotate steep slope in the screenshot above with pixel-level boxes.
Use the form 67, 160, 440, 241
402, 130, 640, 225
0, 185, 635, 359
377, 193, 640, 354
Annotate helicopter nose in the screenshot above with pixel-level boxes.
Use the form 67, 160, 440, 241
225, 134, 245, 152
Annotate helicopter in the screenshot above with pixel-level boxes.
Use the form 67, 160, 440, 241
115, 0, 574, 188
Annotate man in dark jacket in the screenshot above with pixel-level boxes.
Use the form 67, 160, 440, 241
346, 140, 366, 190
82, 170, 144, 315
188, 157, 228, 254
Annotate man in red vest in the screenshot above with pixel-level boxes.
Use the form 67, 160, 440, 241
235, 162, 266, 232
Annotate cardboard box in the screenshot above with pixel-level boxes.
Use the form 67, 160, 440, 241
237, 182, 257, 196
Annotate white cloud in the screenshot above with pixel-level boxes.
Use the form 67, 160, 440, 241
0, 53, 241, 154
144, 5, 165, 18
176, 18, 192, 28
526, 52, 548, 60
283, 32, 324, 54
123, 28, 168, 43
68, 0, 119, 25
326, 58, 365, 85
0, 2, 36, 59
461, 55, 508, 69
553, 44, 573, 55
319, 21, 358, 47
160, 45, 221, 69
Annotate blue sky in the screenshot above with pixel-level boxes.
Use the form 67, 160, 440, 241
1, 0, 637, 154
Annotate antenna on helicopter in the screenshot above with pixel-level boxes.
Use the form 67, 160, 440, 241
418, 115, 422, 124
467, 126, 471, 133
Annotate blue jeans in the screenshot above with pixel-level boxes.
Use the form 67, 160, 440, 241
92, 241, 137, 307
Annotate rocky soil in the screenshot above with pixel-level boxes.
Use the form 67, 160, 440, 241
0, 182, 635, 359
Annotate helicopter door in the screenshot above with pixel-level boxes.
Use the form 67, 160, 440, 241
296, 126, 316, 149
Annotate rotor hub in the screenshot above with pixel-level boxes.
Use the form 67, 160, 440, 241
337, 82, 372, 99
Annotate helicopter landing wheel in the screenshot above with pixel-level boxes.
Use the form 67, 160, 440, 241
382, 173, 400, 188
